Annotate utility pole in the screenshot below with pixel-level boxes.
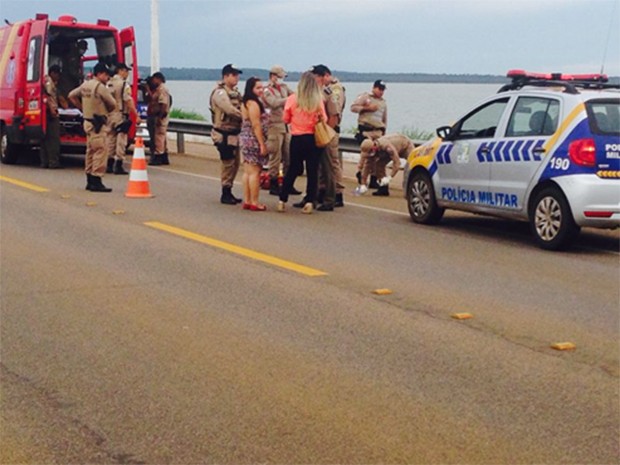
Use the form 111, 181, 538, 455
151, 0, 160, 74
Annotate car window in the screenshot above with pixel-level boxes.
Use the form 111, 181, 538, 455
454, 98, 509, 140
506, 97, 559, 137
26, 36, 42, 82
586, 99, 620, 135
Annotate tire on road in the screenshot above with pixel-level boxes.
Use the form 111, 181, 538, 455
407, 170, 444, 225
1, 125, 21, 165
530, 186, 580, 250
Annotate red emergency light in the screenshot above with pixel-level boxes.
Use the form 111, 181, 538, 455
97, 19, 110, 26
507, 69, 608, 83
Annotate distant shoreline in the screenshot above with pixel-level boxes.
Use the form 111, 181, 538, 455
139, 67, 620, 85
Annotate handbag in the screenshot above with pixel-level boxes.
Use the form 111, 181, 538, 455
314, 114, 336, 148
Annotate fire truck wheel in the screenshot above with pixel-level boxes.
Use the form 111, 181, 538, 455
1, 125, 20, 165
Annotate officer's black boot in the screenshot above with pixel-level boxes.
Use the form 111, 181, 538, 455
220, 186, 237, 205
335, 192, 344, 207
269, 177, 280, 196
85, 174, 96, 191
162, 152, 170, 165
372, 185, 390, 196
369, 175, 380, 189
149, 154, 163, 166
106, 158, 114, 173
91, 176, 113, 192
113, 159, 129, 175
317, 188, 326, 204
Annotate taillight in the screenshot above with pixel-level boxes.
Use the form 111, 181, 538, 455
568, 138, 596, 167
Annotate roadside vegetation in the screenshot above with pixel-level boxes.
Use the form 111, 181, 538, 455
169, 108, 207, 121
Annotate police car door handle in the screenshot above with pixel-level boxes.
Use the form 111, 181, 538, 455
479, 147, 490, 153
533, 147, 546, 154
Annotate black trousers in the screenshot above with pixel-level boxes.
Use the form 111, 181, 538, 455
280, 134, 321, 203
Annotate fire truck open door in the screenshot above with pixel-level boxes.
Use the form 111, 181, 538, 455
24, 18, 48, 137
120, 26, 138, 140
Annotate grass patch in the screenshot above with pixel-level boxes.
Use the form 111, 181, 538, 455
169, 108, 207, 121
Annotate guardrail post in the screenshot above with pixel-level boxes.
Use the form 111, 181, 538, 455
177, 132, 185, 154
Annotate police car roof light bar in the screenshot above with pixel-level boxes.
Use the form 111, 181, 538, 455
499, 69, 617, 94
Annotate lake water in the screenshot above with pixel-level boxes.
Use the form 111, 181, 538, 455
166, 81, 502, 136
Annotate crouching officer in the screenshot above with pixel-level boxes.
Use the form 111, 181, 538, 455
356, 133, 414, 196
106, 63, 141, 175
69, 62, 117, 192
210, 64, 243, 205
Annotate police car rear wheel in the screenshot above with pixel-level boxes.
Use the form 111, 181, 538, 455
530, 187, 580, 250
408, 171, 444, 224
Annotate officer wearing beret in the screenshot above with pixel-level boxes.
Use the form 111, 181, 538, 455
210, 64, 243, 204
68, 62, 117, 192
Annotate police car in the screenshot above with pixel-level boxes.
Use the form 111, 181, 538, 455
403, 70, 620, 250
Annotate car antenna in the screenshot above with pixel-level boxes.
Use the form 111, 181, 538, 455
600, 0, 618, 74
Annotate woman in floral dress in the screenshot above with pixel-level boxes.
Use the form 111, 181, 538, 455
240, 77, 269, 211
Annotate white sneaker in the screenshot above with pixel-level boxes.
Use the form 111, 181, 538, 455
301, 202, 313, 214
277, 201, 286, 212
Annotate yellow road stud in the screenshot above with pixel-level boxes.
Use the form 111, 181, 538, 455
112, 209, 126, 215
85, 201, 97, 207
551, 342, 576, 351
60, 194, 71, 199
372, 289, 393, 295
451, 313, 474, 320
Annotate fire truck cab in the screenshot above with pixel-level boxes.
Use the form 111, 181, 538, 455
0, 13, 138, 164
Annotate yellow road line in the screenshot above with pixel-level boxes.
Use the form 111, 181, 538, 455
144, 221, 328, 277
0, 175, 50, 193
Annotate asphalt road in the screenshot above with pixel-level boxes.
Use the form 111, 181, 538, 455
1, 150, 619, 464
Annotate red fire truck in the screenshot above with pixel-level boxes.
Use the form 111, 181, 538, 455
0, 13, 138, 164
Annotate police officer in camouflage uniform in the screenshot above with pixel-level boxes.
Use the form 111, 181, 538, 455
68, 62, 117, 192
311, 64, 346, 211
106, 63, 141, 175
210, 64, 243, 205
40, 65, 62, 169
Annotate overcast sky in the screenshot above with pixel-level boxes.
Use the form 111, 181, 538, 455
2, 0, 619, 75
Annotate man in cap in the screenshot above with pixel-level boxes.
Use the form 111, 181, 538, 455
147, 71, 172, 166
68, 62, 117, 192
351, 80, 388, 142
40, 65, 63, 169
262, 65, 297, 195
356, 133, 415, 196
351, 80, 388, 188
210, 64, 243, 204
106, 63, 141, 174
311, 64, 346, 210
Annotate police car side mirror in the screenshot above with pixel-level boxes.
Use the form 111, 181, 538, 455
436, 126, 452, 140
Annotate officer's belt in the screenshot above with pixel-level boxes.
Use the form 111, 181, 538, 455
213, 127, 241, 136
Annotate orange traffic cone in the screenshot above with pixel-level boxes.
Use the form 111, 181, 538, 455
125, 137, 153, 198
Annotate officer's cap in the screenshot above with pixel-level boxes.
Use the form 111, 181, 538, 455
270, 65, 287, 78
48, 64, 62, 75
93, 62, 112, 76
116, 63, 132, 71
152, 71, 166, 82
373, 80, 386, 90
222, 64, 243, 76
311, 64, 331, 76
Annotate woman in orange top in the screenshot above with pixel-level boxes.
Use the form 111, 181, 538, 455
278, 72, 327, 214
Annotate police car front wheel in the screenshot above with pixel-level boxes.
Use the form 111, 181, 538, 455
530, 187, 580, 250
407, 171, 444, 225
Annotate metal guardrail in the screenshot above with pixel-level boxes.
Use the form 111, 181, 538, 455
167, 118, 426, 155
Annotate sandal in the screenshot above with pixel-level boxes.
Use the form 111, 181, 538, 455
249, 204, 267, 211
